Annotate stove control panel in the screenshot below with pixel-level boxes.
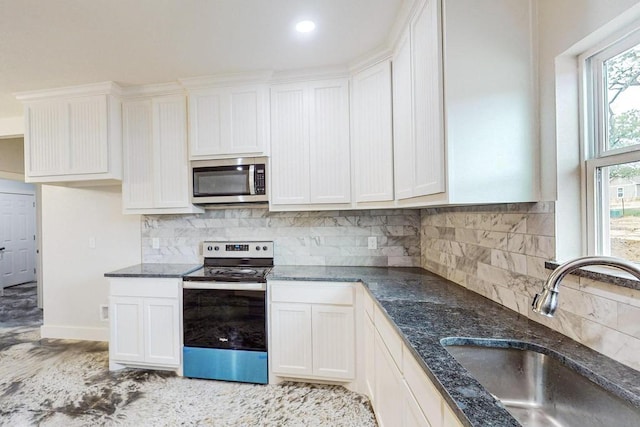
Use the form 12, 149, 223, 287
203, 241, 274, 258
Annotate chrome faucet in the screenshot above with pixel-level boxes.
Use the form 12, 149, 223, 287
532, 256, 640, 317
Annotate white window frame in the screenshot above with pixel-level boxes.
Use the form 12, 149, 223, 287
582, 28, 640, 258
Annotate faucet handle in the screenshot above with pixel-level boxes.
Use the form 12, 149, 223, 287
532, 293, 541, 308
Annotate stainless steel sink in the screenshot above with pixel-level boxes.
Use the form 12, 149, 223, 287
443, 341, 640, 427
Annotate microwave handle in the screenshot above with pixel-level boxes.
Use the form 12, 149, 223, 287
249, 165, 256, 195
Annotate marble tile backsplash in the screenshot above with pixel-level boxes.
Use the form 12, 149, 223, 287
142, 208, 421, 267
420, 202, 640, 371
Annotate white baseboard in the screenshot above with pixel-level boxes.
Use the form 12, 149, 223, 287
40, 324, 108, 342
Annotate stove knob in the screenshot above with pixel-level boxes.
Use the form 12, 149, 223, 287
207, 246, 213, 251
255, 246, 261, 251
262, 246, 268, 251
214, 246, 220, 251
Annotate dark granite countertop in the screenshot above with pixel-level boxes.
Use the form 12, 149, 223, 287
104, 263, 202, 278
268, 266, 640, 427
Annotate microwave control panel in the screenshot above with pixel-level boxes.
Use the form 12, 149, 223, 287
255, 165, 266, 195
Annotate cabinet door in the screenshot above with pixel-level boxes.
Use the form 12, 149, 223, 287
122, 99, 154, 209
188, 90, 224, 157
374, 329, 405, 427
351, 61, 394, 202
24, 101, 68, 177
270, 302, 313, 376
68, 95, 109, 175
403, 380, 431, 427
110, 296, 145, 363
393, 29, 415, 200
144, 297, 180, 367
442, 403, 464, 427
153, 95, 189, 208
189, 85, 267, 157
225, 85, 268, 155
404, 348, 444, 427
311, 305, 355, 380
364, 311, 376, 402
411, 0, 445, 197
308, 79, 351, 204
270, 84, 310, 205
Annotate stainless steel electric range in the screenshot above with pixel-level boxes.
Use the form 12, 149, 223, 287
182, 241, 273, 384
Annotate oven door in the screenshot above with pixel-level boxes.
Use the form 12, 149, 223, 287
182, 282, 266, 352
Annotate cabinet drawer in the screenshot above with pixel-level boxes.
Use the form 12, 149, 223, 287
403, 347, 444, 427
374, 304, 403, 372
270, 281, 354, 305
110, 278, 181, 298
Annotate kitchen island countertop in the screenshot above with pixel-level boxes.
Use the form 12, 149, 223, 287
268, 265, 640, 427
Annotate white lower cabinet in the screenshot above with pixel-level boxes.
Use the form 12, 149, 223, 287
403, 380, 431, 427
269, 281, 355, 381
364, 309, 376, 403
374, 327, 405, 426
270, 302, 313, 377
110, 296, 144, 363
109, 278, 181, 371
267, 282, 463, 426
363, 288, 462, 427
311, 305, 355, 379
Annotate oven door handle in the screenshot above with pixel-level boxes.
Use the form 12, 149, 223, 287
182, 281, 266, 291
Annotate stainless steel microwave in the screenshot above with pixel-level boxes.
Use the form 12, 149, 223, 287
190, 157, 268, 205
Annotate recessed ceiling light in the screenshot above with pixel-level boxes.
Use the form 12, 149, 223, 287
296, 20, 316, 33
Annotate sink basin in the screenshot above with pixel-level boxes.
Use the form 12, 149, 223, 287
442, 340, 640, 427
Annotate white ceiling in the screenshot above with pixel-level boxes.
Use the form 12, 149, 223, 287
0, 0, 405, 119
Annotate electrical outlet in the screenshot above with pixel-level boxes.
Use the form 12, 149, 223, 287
99, 304, 109, 321
368, 236, 377, 250
152, 238, 160, 249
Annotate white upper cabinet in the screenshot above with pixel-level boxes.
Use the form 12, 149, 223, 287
270, 83, 310, 205
122, 99, 154, 209
351, 60, 394, 202
411, 0, 445, 197
122, 87, 202, 214
181, 75, 270, 159
308, 80, 351, 204
441, 0, 537, 204
393, 0, 445, 201
392, 0, 537, 206
16, 82, 123, 184
392, 31, 415, 201
270, 78, 351, 206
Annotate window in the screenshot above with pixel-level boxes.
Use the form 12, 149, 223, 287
584, 30, 640, 262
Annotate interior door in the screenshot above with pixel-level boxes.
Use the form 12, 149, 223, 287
0, 192, 36, 289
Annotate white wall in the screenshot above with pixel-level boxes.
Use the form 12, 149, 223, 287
41, 185, 140, 341
0, 117, 24, 139
0, 137, 25, 180
0, 178, 34, 195
538, 0, 640, 259
538, 0, 640, 200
